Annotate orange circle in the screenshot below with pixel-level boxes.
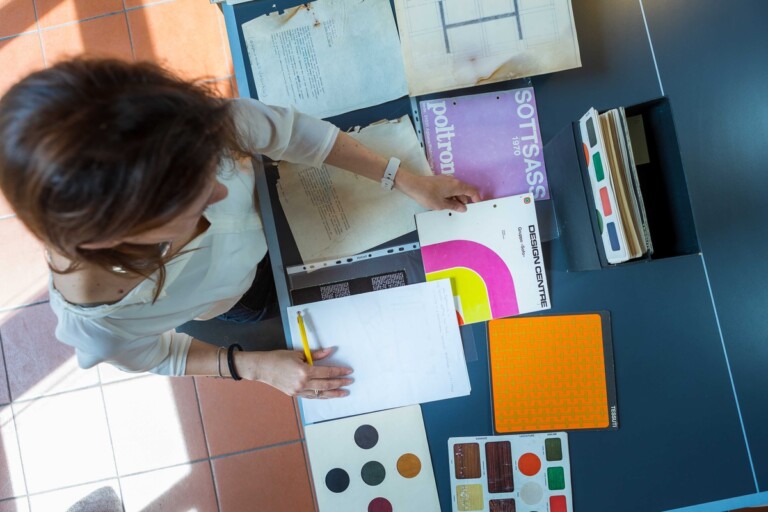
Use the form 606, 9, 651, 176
518, 453, 541, 476
396, 453, 422, 478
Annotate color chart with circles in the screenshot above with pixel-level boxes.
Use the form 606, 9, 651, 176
489, 312, 618, 434
304, 405, 439, 512
579, 108, 629, 264
448, 432, 573, 512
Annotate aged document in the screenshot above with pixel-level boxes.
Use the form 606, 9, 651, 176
277, 116, 432, 263
393, 0, 581, 95
242, 0, 408, 118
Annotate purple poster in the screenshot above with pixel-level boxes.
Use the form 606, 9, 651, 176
419, 87, 549, 200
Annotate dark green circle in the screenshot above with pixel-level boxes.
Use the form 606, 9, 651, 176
361, 461, 386, 486
354, 424, 379, 449
325, 468, 350, 493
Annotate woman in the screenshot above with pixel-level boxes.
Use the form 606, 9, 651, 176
0, 59, 480, 399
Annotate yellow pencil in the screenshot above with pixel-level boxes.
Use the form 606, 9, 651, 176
297, 311, 313, 366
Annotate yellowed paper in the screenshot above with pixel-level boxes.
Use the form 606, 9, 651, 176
600, 114, 642, 258
394, 0, 582, 95
277, 116, 432, 263
242, 0, 408, 118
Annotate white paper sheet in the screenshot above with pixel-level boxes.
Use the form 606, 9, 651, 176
393, 0, 582, 95
287, 280, 471, 424
277, 115, 432, 263
242, 0, 408, 118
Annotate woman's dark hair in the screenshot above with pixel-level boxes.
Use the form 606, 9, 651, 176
0, 58, 252, 301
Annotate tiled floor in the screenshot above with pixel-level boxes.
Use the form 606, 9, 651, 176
0, 1, 317, 510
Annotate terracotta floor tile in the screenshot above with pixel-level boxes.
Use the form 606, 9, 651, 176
35, 0, 124, 29
0, 497, 30, 512
0, 32, 45, 120
0, 302, 99, 401
120, 461, 217, 512
0, 217, 49, 311
128, 0, 230, 80
0, 405, 26, 499
0, 0, 36, 39
124, 0, 171, 9
41, 12, 133, 65
12, 387, 117, 493
102, 375, 207, 475
196, 377, 300, 457
28, 479, 122, 512
299, 434, 319, 507
207, 76, 235, 99
294, 396, 305, 432
212, 442, 316, 512
0, 342, 9, 405
214, 5, 233, 77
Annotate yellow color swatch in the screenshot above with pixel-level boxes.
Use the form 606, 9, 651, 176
456, 484, 484, 511
426, 268, 490, 324
489, 314, 609, 433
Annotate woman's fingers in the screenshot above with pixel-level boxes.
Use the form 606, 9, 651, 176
310, 347, 334, 360
309, 364, 353, 379
298, 388, 349, 399
306, 377, 353, 391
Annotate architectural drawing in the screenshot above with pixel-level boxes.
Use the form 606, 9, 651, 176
394, 0, 581, 95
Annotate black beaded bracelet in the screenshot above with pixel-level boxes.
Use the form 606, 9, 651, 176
227, 343, 244, 381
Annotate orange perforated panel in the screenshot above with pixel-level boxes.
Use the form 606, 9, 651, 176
489, 314, 609, 433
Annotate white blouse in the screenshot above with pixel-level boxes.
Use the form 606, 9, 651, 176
49, 99, 339, 376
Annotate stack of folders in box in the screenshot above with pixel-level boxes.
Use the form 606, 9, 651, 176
579, 107, 653, 264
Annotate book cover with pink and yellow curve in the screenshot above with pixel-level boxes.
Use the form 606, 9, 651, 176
415, 194, 551, 326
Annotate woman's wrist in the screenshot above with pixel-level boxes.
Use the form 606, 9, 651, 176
392, 166, 418, 196
232, 350, 263, 382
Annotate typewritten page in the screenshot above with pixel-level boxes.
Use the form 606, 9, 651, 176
277, 116, 432, 263
242, 0, 408, 118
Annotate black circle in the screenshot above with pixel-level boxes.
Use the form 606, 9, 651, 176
354, 424, 379, 449
361, 461, 386, 486
325, 468, 350, 493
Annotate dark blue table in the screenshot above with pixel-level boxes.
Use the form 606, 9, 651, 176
221, 1, 768, 510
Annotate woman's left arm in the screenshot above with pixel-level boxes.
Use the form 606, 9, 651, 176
324, 131, 482, 212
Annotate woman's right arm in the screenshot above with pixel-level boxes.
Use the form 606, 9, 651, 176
184, 339, 353, 399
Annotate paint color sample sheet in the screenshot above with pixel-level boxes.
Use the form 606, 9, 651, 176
242, 0, 408, 118
579, 108, 629, 264
393, 0, 581, 95
306, 406, 439, 511
287, 280, 471, 424
579, 107, 652, 264
489, 312, 619, 433
449, 432, 572, 512
416, 194, 551, 325
278, 116, 432, 263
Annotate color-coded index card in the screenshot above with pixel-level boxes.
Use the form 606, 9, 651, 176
489, 312, 618, 433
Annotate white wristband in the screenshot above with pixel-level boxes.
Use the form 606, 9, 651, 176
380, 157, 401, 191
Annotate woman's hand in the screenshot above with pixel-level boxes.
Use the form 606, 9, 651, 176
395, 171, 481, 212
237, 348, 353, 399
